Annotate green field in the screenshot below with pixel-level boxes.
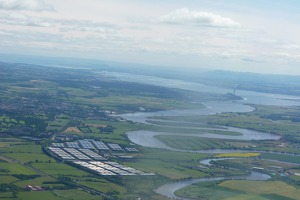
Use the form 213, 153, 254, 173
72, 95, 202, 111
0, 192, 14, 199
221, 180, 300, 199
216, 156, 295, 168
4, 153, 55, 163
176, 180, 300, 200
0, 142, 20, 148
261, 153, 300, 164
32, 162, 89, 176
0, 115, 25, 132
124, 149, 208, 180
48, 118, 152, 145
0, 144, 43, 154
15, 190, 104, 200
155, 135, 233, 150
77, 178, 126, 194
146, 119, 221, 129
175, 181, 245, 200
53, 189, 103, 200
16, 190, 104, 200
0, 175, 19, 184
47, 115, 70, 132
0, 163, 37, 175
14, 176, 61, 188
150, 125, 242, 136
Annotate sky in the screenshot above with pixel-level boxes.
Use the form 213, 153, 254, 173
0, 0, 300, 74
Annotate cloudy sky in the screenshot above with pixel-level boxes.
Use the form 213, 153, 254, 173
0, 0, 300, 74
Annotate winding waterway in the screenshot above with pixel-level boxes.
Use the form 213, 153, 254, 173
157, 156, 297, 200
119, 101, 283, 199
121, 101, 281, 153
126, 130, 280, 153
155, 171, 270, 200
111, 72, 300, 199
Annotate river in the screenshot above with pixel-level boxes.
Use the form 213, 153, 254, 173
157, 155, 300, 200
155, 171, 271, 200
110, 72, 300, 199
120, 101, 280, 153
104, 71, 300, 106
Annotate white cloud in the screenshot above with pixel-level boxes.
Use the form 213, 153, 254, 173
0, 0, 53, 11
281, 44, 300, 50
274, 53, 300, 62
0, 1, 299, 74
0, 12, 119, 34
0, 13, 53, 27
58, 20, 119, 33
158, 8, 240, 28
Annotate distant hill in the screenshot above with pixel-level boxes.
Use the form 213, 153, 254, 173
1, 54, 300, 96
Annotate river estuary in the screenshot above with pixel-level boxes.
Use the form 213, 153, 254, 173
111, 72, 300, 199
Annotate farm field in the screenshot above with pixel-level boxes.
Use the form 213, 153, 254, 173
124, 149, 208, 180
1, 63, 300, 199
155, 135, 235, 150
3, 153, 55, 163
176, 180, 300, 200
261, 153, 300, 164
151, 126, 242, 136
32, 162, 89, 176
53, 189, 103, 200
0, 175, 19, 184
0, 163, 38, 175
14, 176, 61, 188
221, 180, 300, 199
17, 190, 103, 200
